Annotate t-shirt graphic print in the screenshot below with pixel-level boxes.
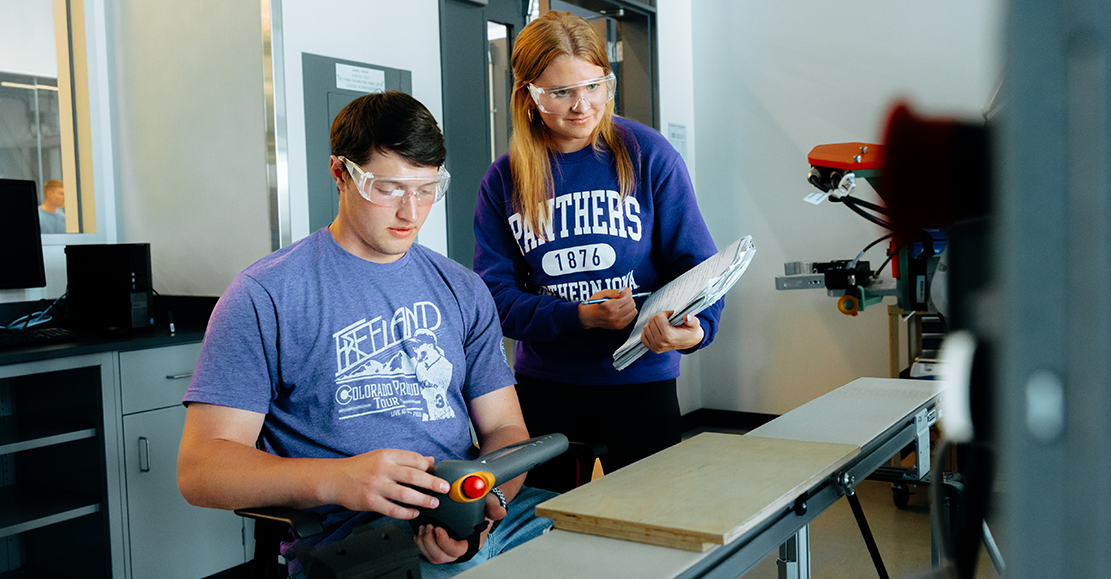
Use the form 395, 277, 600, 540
333, 306, 457, 423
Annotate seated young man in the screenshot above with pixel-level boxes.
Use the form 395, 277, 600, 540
177, 91, 556, 578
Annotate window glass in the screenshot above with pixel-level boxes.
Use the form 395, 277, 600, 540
0, 0, 90, 234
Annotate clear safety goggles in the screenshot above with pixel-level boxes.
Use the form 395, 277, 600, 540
527, 73, 616, 115
339, 156, 450, 207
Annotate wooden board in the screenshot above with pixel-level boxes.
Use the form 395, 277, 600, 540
456, 529, 709, 579
746, 377, 941, 447
535, 432, 859, 551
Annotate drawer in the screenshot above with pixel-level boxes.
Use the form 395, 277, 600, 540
120, 342, 203, 415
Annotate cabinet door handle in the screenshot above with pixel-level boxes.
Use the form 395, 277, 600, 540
165, 372, 193, 380
139, 437, 150, 472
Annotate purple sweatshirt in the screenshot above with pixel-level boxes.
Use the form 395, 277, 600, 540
473, 116, 723, 385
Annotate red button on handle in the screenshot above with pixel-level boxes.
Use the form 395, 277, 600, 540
461, 475, 487, 499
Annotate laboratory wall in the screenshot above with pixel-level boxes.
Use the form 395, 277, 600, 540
688, 0, 1003, 414
655, 0, 704, 414
107, 0, 273, 297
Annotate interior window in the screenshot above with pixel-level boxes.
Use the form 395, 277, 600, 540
0, 0, 94, 235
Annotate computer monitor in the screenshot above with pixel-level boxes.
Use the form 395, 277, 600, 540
0, 179, 48, 290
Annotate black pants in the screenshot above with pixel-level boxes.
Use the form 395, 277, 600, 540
514, 373, 683, 492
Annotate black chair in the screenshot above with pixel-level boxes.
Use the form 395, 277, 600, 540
236, 507, 420, 579
234, 507, 325, 579
236, 441, 606, 579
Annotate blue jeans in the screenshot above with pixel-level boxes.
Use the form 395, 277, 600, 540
291, 485, 557, 579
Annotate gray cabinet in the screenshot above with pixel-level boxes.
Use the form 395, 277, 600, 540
0, 340, 246, 578
119, 343, 247, 579
0, 353, 124, 578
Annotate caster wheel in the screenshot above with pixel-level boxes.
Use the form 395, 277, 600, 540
892, 483, 910, 509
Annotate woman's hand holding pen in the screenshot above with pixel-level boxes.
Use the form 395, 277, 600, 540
641, 311, 704, 354
578, 288, 639, 330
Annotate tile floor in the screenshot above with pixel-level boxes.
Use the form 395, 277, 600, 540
739, 478, 1001, 579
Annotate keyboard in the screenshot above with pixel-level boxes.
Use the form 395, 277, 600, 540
0, 327, 78, 349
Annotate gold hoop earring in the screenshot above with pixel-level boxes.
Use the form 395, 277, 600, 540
528, 109, 534, 122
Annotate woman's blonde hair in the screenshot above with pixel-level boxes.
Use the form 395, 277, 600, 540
509, 11, 636, 239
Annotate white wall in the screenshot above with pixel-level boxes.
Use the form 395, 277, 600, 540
657, 0, 697, 187
689, 0, 1003, 414
656, 0, 704, 414
280, 0, 446, 251
107, 0, 272, 296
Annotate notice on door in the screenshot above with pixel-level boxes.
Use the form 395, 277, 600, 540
335, 64, 385, 94
668, 123, 688, 163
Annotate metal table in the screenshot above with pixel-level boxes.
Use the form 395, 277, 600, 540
458, 377, 942, 579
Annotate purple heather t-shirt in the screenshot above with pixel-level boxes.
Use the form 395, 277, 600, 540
184, 228, 514, 552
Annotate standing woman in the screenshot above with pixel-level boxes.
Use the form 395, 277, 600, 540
473, 11, 723, 489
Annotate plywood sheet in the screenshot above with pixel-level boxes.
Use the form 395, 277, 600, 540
535, 433, 859, 551
747, 377, 941, 447
455, 529, 709, 579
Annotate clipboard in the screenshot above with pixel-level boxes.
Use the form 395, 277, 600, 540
613, 236, 756, 370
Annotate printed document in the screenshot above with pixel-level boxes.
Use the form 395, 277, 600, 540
613, 236, 756, 370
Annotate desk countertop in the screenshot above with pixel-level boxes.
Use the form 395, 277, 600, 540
746, 377, 942, 447
0, 295, 214, 365
0, 324, 207, 366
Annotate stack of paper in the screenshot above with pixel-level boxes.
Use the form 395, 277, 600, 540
613, 236, 756, 370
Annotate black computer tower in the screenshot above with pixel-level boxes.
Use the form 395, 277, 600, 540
65, 243, 153, 332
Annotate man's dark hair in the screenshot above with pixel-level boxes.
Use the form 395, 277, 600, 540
330, 91, 446, 168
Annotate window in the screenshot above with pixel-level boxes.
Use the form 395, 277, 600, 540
0, 0, 95, 234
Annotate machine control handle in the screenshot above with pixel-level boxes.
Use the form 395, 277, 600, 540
468, 432, 569, 484
410, 433, 569, 558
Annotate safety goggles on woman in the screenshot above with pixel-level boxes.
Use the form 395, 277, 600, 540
338, 156, 450, 207
527, 73, 616, 115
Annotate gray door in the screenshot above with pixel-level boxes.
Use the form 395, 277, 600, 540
439, 0, 528, 268
301, 54, 413, 234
